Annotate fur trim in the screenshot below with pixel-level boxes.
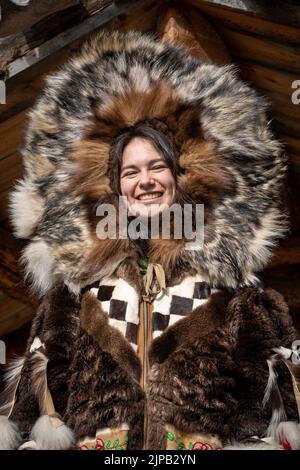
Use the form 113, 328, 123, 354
18, 440, 38, 450
0, 357, 25, 416
30, 415, 74, 450
31, 350, 49, 415
10, 30, 288, 293
9, 179, 44, 239
275, 421, 300, 450
223, 439, 283, 450
0, 416, 21, 450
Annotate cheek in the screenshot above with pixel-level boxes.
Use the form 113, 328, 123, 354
120, 179, 134, 197
161, 172, 176, 192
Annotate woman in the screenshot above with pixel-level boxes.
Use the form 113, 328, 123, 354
1, 30, 299, 450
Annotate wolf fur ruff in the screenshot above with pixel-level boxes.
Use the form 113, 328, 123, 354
9, 30, 288, 296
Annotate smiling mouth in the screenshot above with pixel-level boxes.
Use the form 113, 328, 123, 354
136, 192, 163, 201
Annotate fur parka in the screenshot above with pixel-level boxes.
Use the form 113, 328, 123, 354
1, 30, 299, 450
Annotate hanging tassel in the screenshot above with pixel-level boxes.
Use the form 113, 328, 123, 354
263, 347, 300, 450
263, 358, 287, 438
29, 349, 74, 450
0, 357, 24, 449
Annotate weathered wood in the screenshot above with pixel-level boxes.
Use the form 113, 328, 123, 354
108, 0, 160, 33
1, 0, 137, 78
0, 295, 34, 337
157, 5, 231, 63
238, 61, 299, 99
0, 265, 36, 307
0, 226, 26, 275
218, 26, 300, 74
190, 0, 300, 27
188, 0, 300, 43
269, 235, 300, 268
0, 188, 11, 222
0, 0, 79, 38
0, 152, 22, 193
0, 111, 27, 160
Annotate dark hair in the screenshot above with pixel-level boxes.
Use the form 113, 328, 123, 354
108, 120, 181, 194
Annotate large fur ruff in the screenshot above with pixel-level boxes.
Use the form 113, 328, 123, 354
10, 30, 287, 295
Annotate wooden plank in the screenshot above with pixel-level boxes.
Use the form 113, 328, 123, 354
0, 111, 27, 160
190, 0, 300, 27
188, 0, 300, 43
0, 226, 26, 275
0, 188, 12, 221
0, 0, 80, 38
217, 26, 300, 74
0, 152, 23, 193
0, 264, 36, 307
269, 235, 300, 268
1, 36, 85, 123
238, 61, 299, 98
0, 299, 34, 337
3, 0, 137, 79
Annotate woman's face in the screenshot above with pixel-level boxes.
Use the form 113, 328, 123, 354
120, 137, 176, 218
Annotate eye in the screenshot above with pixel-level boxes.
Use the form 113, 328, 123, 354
122, 170, 138, 178
152, 164, 167, 171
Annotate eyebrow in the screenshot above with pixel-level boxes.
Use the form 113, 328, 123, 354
121, 158, 164, 172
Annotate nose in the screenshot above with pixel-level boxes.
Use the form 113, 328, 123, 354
138, 170, 155, 189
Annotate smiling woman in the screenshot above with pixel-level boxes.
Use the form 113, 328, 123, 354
2, 30, 300, 451
120, 137, 176, 218
109, 121, 180, 218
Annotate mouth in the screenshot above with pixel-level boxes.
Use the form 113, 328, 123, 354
135, 191, 164, 203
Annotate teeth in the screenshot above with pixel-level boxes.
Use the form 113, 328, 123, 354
138, 192, 162, 200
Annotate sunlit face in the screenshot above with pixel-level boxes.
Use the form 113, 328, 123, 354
120, 137, 176, 218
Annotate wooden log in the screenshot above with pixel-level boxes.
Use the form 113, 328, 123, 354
157, 4, 231, 63
0, 111, 27, 160
217, 26, 300, 74
1, 0, 137, 79
269, 234, 300, 268
0, 296, 34, 337
238, 61, 299, 99
0, 265, 36, 307
188, 0, 300, 43
0, 152, 23, 193
0, 225, 27, 274
0, 0, 79, 38
0, 188, 12, 222
188, 0, 300, 28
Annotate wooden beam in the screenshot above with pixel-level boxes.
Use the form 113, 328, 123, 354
0, 265, 36, 307
0, 0, 138, 78
189, 1, 300, 27
187, 0, 300, 43
0, 295, 34, 338
0, 0, 79, 38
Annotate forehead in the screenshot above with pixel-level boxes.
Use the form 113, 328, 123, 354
121, 137, 162, 167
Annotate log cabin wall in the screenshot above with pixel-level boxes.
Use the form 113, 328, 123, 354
0, 0, 299, 361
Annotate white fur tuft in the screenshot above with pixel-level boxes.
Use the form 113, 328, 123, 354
22, 241, 55, 295
0, 416, 21, 450
9, 180, 44, 238
18, 440, 38, 450
0, 357, 25, 415
30, 415, 75, 450
273, 346, 292, 360
275, 421, 300, 450
263, 359, 277, 408
223, 439, 283, 450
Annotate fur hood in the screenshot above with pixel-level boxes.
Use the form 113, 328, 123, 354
10, 30, 287, 295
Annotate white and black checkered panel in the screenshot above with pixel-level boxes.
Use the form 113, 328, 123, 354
152, 275, 214, 338
90, 277, 139, 352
